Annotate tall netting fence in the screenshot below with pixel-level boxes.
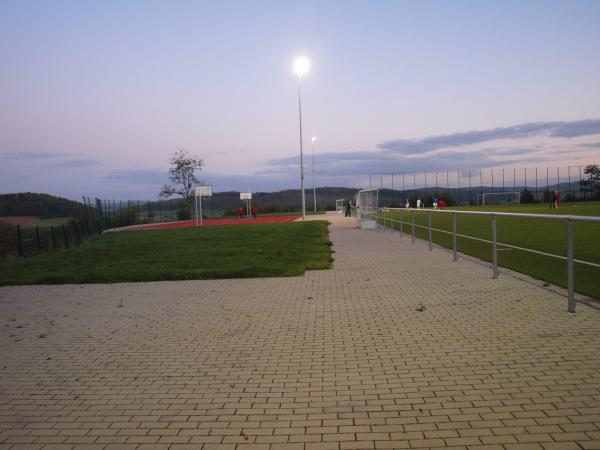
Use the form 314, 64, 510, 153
369, 164, 596, 206
82, 196, 227, 231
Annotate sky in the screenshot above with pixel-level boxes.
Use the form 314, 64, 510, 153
1, 0, 599, 200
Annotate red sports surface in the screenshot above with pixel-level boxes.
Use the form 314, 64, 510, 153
126, 215, 300, 230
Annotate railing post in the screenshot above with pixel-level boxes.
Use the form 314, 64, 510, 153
567, 218, 575, 313
428, 210, 432, 251
411, 210, 415, 243
400, 209, 403, 236
452, 212, 458, 261
389, 209, 393, 233
492, 214, 498, 279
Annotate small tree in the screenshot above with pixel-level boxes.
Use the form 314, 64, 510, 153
580, 164, 600, 200
159, 149, 205, 199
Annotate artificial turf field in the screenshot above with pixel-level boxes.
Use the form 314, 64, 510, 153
380, 201, 600, 299
0, 221, 332, 285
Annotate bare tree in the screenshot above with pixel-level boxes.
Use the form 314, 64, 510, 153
159, 149, 204, 199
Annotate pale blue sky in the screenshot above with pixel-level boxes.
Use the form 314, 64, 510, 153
1, 0, 599, 199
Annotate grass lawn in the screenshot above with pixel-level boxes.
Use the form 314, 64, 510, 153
381, 201, 600, 299
0, 221, 332, 285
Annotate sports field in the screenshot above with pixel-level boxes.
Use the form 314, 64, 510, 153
0, 221, 331, 285
380, 201, 600, 299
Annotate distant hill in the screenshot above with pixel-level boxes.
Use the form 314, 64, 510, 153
0, 193, 86, 218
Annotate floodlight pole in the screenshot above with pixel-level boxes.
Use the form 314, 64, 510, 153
297, 74, 306, 220
312, 138, 316, 213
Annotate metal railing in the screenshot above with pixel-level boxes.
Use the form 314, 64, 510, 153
377, 207, 600, 313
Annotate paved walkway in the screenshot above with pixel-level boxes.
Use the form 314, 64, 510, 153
1, 214, 599, 450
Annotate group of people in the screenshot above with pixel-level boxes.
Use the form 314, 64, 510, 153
403, 197, 445, 209
237, 205, 258, 218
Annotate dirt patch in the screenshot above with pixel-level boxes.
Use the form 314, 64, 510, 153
0, 217, 38, 227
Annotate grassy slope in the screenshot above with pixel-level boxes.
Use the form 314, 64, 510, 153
0, 221, 332, 285
383, 202, 600, 299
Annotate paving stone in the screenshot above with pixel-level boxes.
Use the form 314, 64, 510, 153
1, 214, 599, 449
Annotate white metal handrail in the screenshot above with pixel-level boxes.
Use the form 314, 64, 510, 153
377, 207, 600, 313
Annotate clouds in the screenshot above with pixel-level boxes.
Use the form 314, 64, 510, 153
2, 151, 63, 161
377, 119, 600, 154
257, 118, 600, 189
1, 151, 101, 167
1, 118, 598, 199
106, 169, 166, 185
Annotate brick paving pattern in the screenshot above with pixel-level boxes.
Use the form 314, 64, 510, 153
1, 214, 599, 450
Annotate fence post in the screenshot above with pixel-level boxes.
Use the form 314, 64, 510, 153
428, 210, 432, 251
492, 214, 498, 279
35, 226, 41, 252
567, 218, 575, 313
400, 209, 403, 236
411, 210, 415, 243
452, 212, 457, 261
389, 209, 392, 233
62, 225, 69, 249
16, 225, 23, 256
51, 226, 56, 250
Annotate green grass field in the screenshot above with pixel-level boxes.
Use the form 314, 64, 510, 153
380, 202, 600, 299
0, 221, 332, 285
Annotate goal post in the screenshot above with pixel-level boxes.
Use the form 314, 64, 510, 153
356, 189, 378, 229
480, 191, 521, 205
335, 199, 345, 214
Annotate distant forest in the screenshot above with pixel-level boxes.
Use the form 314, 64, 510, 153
0, 189, 360, 218
208, 187, 358, 213
0, 193, 86, 218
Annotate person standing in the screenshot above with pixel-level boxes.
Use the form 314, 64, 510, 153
238, 206, 245, 218
555, 190, 561, 208
345, 200, 352, 217
251, 205, 258, 218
